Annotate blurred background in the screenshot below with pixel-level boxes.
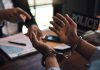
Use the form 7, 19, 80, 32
23, 0, 100, 33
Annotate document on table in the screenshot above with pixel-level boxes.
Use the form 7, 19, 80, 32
0, 33, 37, 59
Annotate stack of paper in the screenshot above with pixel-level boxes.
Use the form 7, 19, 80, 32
0, 33, 37, 59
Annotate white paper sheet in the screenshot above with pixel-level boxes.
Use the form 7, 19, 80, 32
0, 33, 37, 59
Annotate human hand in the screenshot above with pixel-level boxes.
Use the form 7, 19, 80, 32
28, 31, 55, 56
0, 7, 31, 23
27, 25, 43, 40
49, 13, 79, 47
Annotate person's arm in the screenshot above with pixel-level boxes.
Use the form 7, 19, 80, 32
20, 0, 43, 39
0, 8, 31, 23
75, 38, 96, 60
28, 32, 60, 70
49, 13, 97, 61
87, 47, 100, 70
19, 0, 37, 27
45, 55, 60, 70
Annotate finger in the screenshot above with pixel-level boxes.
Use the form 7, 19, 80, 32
65, 14, 76, 27
42, 35, 48, 43
56, 13, 70, 27
27, 27, 32, 39
32, 32, 36, 39
38, 29, 43, 37
49, 27, 59, 35
7, 14, 18, 22
31, 32, 38, 42
38, 29, 43, 38
28, 30, 33, 40
19, 14, 26, 22
33, 29, 37, 36
53, 16, 65, 27
9, 13, 22, 23
33, 29, 40, 41
37, 29, 42, 40
29, 25, 41, 40
50, 21, 61, 31
16, 7, 31, 19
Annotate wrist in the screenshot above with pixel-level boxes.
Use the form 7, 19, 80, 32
72, 36, 80, 47
45, 56, 59, 68
67, 35, 79, 47
71, 36, 83, 52
42, 51, 57, 67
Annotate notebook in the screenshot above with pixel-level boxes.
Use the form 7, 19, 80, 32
71, 12, 100, 35
0, 33, 37, 59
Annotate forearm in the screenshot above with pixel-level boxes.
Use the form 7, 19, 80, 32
76, 38, 96, 60
45, 56, 60, 70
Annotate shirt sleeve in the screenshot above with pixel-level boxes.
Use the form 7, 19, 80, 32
19, 0, 37, 27
90, 47, 100, 62
47, 67, 61, 70
88, 47, 100, 70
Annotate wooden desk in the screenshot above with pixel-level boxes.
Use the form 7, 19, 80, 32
0, 29, 88, 70
0, 53, 45, 70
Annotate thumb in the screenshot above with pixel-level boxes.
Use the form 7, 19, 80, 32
19, 14, 26, 22
31, 32, 38, 42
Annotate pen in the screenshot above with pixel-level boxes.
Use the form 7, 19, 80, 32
8, 41, 26, 46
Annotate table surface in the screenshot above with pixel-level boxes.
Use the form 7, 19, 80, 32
0, 29, 89, 70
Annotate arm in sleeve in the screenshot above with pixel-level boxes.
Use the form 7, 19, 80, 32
88, 47, 100, 70
90, 47, 100, 62
19, 0, 37, 28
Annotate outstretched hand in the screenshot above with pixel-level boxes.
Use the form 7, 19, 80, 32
28, 31, 55, 56
49, 13, 79, 47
